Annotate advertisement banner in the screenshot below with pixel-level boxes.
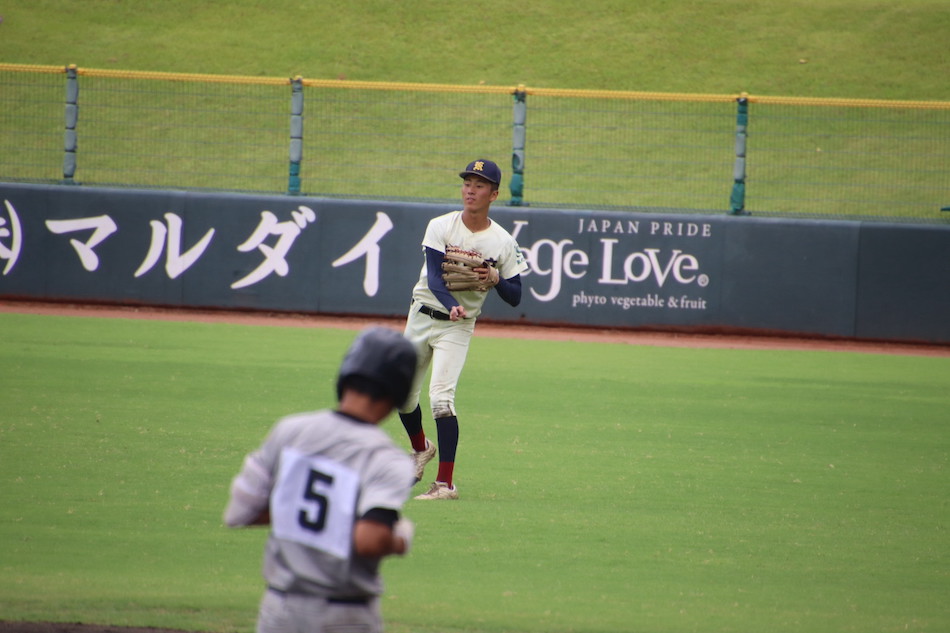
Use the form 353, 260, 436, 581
2, 183, 949, 343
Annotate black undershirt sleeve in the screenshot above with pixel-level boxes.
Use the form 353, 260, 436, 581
361, 507, 399, 528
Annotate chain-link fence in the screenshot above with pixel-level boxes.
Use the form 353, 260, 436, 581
2, 63, 948, 223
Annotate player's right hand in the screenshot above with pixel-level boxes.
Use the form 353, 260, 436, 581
393, 518, 415, 554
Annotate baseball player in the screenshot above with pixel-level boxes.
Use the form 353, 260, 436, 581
399, 158, 529, 500
223, 327, 418, 633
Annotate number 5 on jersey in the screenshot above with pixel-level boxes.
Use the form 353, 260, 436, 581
271, 448, 360, 560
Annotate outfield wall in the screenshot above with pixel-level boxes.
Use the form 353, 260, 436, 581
2, 183, 948, 344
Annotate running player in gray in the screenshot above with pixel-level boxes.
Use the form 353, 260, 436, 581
224, 327, 418, 633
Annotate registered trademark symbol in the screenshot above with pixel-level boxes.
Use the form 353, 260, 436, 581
698, 274, 709, 287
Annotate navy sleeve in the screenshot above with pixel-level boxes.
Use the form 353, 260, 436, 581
425, 246, 459, 311
494, 274, 522, 307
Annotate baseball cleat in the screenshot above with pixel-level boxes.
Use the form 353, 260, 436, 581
414, 481, 459, 500
411, 439, 437, 483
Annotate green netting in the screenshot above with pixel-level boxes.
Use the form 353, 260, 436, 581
1, 66, 948, 223
746, 104, 950, 219
0, 71, 63, 183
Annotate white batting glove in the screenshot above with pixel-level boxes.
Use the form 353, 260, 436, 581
393, 518, 415, 555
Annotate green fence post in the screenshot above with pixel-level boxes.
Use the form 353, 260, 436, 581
510, 85, 527, 206
729, 94, 749, 215
63, 64, 79, 185
288, 76, 304, 195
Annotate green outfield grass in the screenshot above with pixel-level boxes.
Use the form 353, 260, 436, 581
1, 312, 948, 632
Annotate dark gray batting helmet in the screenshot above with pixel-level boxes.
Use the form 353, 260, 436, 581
336, 327, 417, 408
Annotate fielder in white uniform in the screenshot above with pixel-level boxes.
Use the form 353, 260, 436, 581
399, 159, 529, 501
224, 327, 418, 633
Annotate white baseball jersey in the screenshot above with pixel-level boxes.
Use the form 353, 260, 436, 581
227, 410, 414, 598
411, 210, 528, 319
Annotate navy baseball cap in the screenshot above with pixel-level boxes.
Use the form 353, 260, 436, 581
459, 159, 502, 186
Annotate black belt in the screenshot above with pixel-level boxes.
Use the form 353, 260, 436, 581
418, 304, 451, 321
327, 596, 371, 605
267, 586, 370, 605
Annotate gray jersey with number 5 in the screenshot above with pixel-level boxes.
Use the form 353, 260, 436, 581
229, 410, 414, 597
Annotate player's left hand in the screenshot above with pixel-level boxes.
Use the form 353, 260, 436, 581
476, 265, 499, 288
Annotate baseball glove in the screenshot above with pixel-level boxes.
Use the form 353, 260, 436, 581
441, 245, 499, 291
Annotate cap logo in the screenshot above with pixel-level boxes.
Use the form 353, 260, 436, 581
473, 161, 485, 172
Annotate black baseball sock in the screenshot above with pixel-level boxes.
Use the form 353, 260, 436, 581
399, 405, 427, 452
